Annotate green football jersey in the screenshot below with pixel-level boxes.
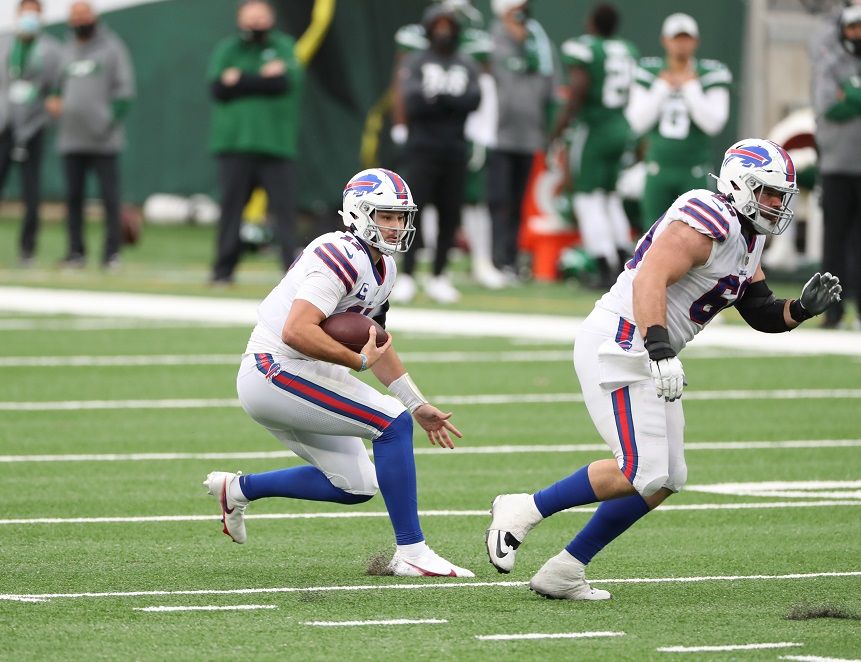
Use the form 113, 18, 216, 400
560, 35, 638, 127
635, 57, 732, 166
394, 24, 492, 62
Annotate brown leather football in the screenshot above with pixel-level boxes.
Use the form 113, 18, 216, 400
320, 312, 389, 352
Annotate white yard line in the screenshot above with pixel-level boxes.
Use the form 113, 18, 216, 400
476, 631, 625, 641
135, 604, 277, 613
303, 619, 447, 627
2, 287, 861, 354
2, 389, 861, 412
2, 439, 860, 463
659, 642, 803, 653
2, 571, 859, 603
2, 501, 859, 527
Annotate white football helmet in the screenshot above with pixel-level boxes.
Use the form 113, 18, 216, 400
339, 168, 417, 255
713, 139, 799, 235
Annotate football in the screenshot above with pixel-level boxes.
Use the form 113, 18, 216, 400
320, 312, 389, 352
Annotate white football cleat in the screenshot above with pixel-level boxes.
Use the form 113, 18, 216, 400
388, 549, 474, 578
390, 273, 417, 304
203, 471, 247, 544
529, 551, 611, 600
424, 274, 461, 304
485, 493, 543, 573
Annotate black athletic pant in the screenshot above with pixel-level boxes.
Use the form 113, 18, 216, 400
213, 153, 296, 281
487, 149, 534, 271
401, 149, 467, 277
0, 128, 45, 259
63, 152, 121, 262
821, 173, 861, 325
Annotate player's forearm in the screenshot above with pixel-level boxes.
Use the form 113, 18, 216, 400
282, 323, 363, 370
682, 83, 728, 136
370, 346, 407, 387
632, 273, 669, 334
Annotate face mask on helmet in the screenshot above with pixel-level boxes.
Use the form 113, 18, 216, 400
713, 139, 799, 236
339, 169, 418, 255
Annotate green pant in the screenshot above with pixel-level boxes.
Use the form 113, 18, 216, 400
640, 161, 710, 231
571, 119, 630, 193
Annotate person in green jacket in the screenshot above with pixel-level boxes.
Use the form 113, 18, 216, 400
208, 0, 304, 284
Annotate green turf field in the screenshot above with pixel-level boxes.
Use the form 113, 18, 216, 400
1, 310, 859, 661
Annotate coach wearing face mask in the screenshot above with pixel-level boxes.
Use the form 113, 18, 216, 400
208, 0, 304, 285
0, 0, 62, 266
47, 1, 135, 270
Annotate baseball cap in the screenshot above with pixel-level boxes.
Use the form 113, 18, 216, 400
662, 12, 699, 39
842, 5, 861, 27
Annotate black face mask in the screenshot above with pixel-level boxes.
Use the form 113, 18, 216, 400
843, 35, 861, 57
73, 22, 96, 39
430, 33, 458, 56
241, 28, 269, 44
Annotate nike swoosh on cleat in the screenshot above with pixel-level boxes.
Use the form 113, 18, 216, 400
404, 560, 457, 577
494, 533, 509, 559
221, 478, 234, 515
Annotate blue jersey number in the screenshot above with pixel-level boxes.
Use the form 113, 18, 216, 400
689, 275, 749, 325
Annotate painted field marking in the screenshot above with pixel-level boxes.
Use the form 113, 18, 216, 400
2, 500, 860, 527
2, 571, 859, 603
303, 619, 447, 627
0, 318, 240, 331
135, 604, 277, 613
687, 481, 861, 500
2, 389, 861, 411
476, 631, 624, 641
4, 500, 861, 526
658, 642, 803, 653
1, 439, 859, 464
781, 656, 861, 662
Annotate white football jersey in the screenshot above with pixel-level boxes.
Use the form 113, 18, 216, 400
245, 231, 396, 359
598, 189, 765, 353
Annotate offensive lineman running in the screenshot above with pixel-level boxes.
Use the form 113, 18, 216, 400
486, 139, 842, 599
205, 168, 473, 578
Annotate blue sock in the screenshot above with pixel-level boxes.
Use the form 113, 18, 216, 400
565, 493, 650, 565
372, 411, 424, 545
533, 465, 598, 518
238, 466, 371, 505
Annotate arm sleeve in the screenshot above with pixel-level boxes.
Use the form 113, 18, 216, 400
625, 76, 672, 136
824, 76, 861, 121
680, 82, 729, 136
233, 72, 289, 96
111, 37, 136, 101
734, 279, 793, 333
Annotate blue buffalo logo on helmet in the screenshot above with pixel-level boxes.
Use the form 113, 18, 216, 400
343, 172, 383, 198
723, 144, 773, 169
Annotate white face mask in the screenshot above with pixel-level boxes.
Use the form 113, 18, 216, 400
17, 11, 42, 36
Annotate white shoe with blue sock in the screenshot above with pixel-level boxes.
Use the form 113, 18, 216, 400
203, 471, 248, 544
486, 493, 543, 573
529, 551, 611, 600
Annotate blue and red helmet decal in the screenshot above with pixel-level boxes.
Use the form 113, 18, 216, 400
379, 168, 410, 202
723, 144, 773, 169
343, 172, 383, 198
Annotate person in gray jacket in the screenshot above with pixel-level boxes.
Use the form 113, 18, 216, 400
0, 0, 62, 265
47, 1, 135, 269
487, 0, 555, 281
811, 3, 861, 328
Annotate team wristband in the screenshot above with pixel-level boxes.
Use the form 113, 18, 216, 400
357, 353, 369, 372
388, 373, 428, 413
644, 325, 676, 361
789, 299, 813, 323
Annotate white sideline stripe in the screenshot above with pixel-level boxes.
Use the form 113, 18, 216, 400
303, 618, 447, 627
476, 631, 624, 641
658, 642, 803, 653
688, 481, 861, 500
2, 501, 860, 526
781, 656, 861, 662
3, 389, 861, 411
135, 604, 277, 613
2, 571, 859, 603
0, 319, 239, 331
0, 351, 574, 367
3, 287, 861, 354
2, 439, 859, 463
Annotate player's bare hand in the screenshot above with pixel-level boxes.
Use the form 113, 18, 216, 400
260, 59, 286, 77
360, 326, 392, 369
221, 67, 241, 86
413, 404, 462, 449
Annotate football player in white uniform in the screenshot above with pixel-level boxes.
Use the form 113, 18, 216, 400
486, 139, 842, 599
205, 168, 474, 578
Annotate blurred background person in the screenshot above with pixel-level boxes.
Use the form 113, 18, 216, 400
626, 13, 731, 231
0, 0, 61, 266
208, 0, 304, 285
47, 1, 134, 270
487, 0, 556, 283
550, 3, 637, 290
812, 3, 861, 329
390, 3, 480, 304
